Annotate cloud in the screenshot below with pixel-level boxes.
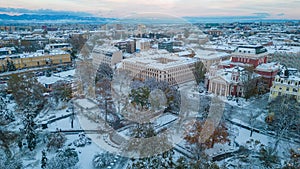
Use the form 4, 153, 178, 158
0, 7, 92, 16
277, 13, 285, 16
0, 0, 299, 19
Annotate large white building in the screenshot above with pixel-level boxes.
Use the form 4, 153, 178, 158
194, 49, 231, 69
92, 44, 122, 68
136, 39, 151, 52
121, 52, 197, 85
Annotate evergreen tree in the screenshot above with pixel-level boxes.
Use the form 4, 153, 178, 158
129, 86, 150, 110
127, 150, 175, 169
282, 149, 300, 169
6, 60, 16, 72
193, 61, 206, 84
0, 97, 15, 125
93, 152, 116, 169
46, 132, 66, 150
175, 157, 189, 169
46, 147, 79, 169
23, 110, 36, 151
259, 147, 279, 168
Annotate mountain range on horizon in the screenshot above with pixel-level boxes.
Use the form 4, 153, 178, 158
0, 7, 299, 24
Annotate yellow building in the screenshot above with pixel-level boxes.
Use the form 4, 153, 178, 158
269, 75, 300, 102
0, 51, 71, 71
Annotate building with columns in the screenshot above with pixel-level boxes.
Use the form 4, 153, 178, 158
212, 45, 279, 93
208, 66, 261, 97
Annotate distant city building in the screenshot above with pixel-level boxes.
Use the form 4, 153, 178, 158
122, 52, 197, 85
92, 44, 122, 68
158, 41, 173, 52
45, 43, 72, 52
32, 29, 45, 34
0, 47, 17, 55
176, 50, 195, 58
137, 24, 146, 36
186, 33, 208, 44
206, 29, 223, 37
115, 24, 123, 30
114, 39, 136, 53
136, 39, 151, 52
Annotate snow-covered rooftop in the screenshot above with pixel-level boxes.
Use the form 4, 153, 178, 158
38, 76, 63, 85
38, 69, 75, 85
123, 53, 197, 70
92, 44, 120, 54
19, 50, 68, 58
211, 66, 260, 83
0, 49, 68, 59
0, 47, 16, 52
256, 62, 280, 72
194, 49, 231, 60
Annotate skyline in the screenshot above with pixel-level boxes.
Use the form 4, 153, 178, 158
1, 0, 300, 19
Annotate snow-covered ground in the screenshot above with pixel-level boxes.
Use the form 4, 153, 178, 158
65, 135, 105, 169
1, 66, 298, 169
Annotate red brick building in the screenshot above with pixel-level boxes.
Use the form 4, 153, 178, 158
231, 45, 268, 67
228, 45, 279, 89
207, 45, 280, 97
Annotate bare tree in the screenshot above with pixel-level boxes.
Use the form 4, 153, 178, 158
111, 70, 132, 115
7, 73, 46, 113
267, 95, 300, 151
184, 120, 230, 160
241, 66, 260, 101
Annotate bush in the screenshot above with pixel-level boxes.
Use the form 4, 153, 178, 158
73, 133, 92, 147
46, 147, 79, 169
47, 132, 67, 150
93, 152, 116, 169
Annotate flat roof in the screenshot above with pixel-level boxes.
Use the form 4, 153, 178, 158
123, 53, 197, 70
194, 49, 231, 60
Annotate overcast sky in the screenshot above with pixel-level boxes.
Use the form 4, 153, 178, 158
1, 0, 299, 19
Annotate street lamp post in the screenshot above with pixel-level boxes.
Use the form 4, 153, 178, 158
69, 100, 75, 128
